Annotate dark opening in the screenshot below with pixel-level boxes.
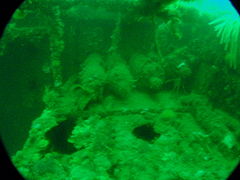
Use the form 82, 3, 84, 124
107, 163, 118, 178
45, 115, 77, 154
132, 123, 160, 143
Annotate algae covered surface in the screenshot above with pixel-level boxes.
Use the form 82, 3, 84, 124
0, 0, 240, 180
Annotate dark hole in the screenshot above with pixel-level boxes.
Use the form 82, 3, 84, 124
73, 86, 81, 91
46, 115, 77, 154
107, 164, 118, 178
132, 123, 160, 143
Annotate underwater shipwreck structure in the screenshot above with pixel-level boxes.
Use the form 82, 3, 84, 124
0, 0, 240, 179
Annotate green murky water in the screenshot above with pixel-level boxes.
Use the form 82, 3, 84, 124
0, 0, 240, 179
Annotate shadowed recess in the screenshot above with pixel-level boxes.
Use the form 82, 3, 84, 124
45, 117, 77, 154
132, 123, 160, 142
